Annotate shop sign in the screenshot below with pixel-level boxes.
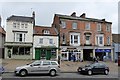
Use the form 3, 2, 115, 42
95, 49, 111, 53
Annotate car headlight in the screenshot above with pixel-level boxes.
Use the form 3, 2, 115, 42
82, 68, 85, 70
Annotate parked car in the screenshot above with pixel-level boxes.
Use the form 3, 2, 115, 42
0, 65, 4, 74
14, 60, 60, 77
77, 62, 109, 75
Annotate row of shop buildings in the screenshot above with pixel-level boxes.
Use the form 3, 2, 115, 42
2, 12, 116, 61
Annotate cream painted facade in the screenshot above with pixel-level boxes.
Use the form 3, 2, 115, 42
33, 35, 58, 60
4, 17, 34, 59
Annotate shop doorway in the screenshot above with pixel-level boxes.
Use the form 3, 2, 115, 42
95, 52, 105, 61
83, 49, 93, 61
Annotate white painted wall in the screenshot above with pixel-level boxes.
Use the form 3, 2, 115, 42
6, 21, 33, 42
33, 36, 58, 59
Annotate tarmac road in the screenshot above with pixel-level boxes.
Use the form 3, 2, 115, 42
1, 72, 118, 78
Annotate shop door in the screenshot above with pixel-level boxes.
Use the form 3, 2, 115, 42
46, 50, 51, 60
35, 49, 41, 60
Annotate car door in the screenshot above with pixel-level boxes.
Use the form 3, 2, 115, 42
98, 64, 106, 73
28, 61, 41, 74
92, 63, 100, 73
40, 61, 51, 73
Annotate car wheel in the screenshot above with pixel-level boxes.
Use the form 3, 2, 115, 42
88, 70, 92, 75
19, 70, 27, 77
104, 70, 109, 75
50, 70, 56, 76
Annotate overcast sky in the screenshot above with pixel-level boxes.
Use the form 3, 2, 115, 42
0, 0, 119, 34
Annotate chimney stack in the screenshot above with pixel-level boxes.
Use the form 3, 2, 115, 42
80, 13, 86, 18
102, 19, 105, 21
71, 12, 76, 17
32, 11, 35, 27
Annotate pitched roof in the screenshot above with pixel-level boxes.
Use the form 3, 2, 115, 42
55, 14, 112, 24
33, 26, 57, 36
112, 34, 120, 43
7, 15, 34, 23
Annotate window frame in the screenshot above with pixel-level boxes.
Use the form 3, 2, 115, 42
61, 21, 66, 28
49, 39, 53, 44
85, 22, 90, 30
106, 24, 111, 32
72, 22, 77, 29
97, 23, 101, 31
39, 38, 43, 44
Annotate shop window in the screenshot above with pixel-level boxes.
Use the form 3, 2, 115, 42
19, 47, 24, 55
13, 47, 19, 55
51, 49, 56, 58
25, 47, 30, 55
12, 47, 30, 55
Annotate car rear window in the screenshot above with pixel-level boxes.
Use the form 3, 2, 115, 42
51, 62, 57, 65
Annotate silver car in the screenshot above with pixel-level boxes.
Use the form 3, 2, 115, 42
14, 60, 60, 76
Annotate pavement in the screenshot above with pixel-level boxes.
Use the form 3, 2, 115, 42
1, 59, 118, 73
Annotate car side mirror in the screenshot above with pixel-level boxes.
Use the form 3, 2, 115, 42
30, 64, 33, 67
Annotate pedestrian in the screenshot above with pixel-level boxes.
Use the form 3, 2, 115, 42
93, 57, 98, 62
73, 54, 76, 62
103, 56, 106, 62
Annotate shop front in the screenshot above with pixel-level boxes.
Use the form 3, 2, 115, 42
35, 46, 58, 60
61, 48, 81, 61
95, 49, 111, 61
4, 42, 33, 59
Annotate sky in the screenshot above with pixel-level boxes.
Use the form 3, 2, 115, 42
0, 0, 119, 34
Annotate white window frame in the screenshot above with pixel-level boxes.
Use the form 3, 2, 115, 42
39, 38, 43, 44
72, 22, 77, 29
97, 23, 101, 31
96, 34, 104, 46
85, 22, 90, 30
107, 36, 111, 45
49, 39, 53, 44
70, 33, 80, 46
14, 32, 25, 42
13, 22, 17, 28
85, 34, 91, 45
106, 24, 111, 32
61, 21, 66, 28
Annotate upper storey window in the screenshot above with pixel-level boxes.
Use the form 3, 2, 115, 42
106, 24, 111, 32
61, 21, 66, 28
13, 22, 20, 28
85, 23, 90, 30
72, 22, 77, 29
97, 23, 101, 31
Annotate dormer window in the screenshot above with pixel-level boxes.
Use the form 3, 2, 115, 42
43, 30, 50, 34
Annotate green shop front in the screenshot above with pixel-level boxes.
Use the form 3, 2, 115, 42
35, 46, 58, 60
